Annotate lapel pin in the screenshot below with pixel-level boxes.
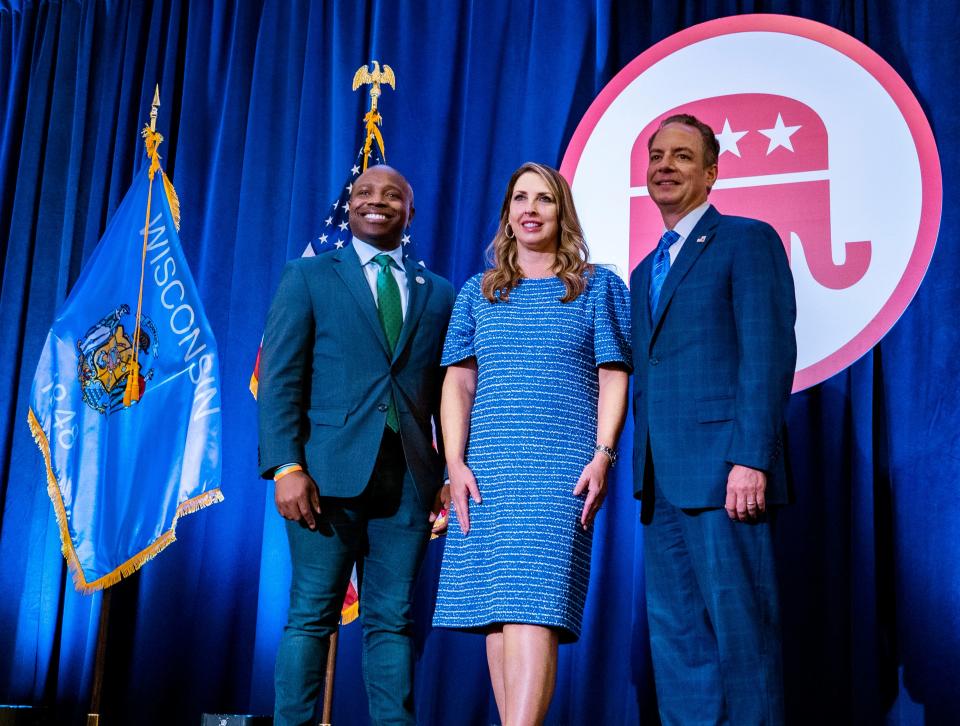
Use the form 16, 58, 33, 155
415, 275, 425, 285
697, 235, 707, 244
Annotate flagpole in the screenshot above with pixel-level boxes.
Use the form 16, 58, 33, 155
86, 588, 112, 726
125, 84, 163, 408
320, 629, 339, 726
311, 63, 397, 726
87, 86, 162, 725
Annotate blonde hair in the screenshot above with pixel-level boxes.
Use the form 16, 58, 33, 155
480, 162, 592, 303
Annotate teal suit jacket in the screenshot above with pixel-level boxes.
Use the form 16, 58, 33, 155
258, 244, 454, 503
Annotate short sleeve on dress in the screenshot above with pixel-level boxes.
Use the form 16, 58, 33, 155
441, 274, 482, 366
592, 267, 633, 370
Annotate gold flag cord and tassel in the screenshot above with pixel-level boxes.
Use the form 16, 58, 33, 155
124, 85, 180, 408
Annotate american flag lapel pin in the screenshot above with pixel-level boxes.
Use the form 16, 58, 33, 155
697, 235, 707, 244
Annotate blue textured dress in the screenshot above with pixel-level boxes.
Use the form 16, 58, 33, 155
432, 266, 632, 642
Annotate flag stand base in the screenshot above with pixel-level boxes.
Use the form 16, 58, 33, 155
0, 705, 45, 725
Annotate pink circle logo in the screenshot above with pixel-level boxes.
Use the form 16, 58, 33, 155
561, 15, 941, 391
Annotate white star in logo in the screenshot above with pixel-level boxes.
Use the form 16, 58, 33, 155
341, 201, 350, 212
335, 239, 345, 249
758, 113, 801, 154
338, 221, 349, 231
401, 233, 411, 246
716, 118, 748, 158
318, 234, 328, 244
351, 164, 361, 175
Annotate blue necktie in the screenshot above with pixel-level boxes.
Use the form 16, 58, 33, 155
649, 229, 680, 318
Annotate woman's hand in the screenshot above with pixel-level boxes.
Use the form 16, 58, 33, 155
573, 453, 611, 530
430, 483, 452, 534
448, 461, 481, 534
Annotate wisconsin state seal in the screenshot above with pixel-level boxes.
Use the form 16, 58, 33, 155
77, 304, 159, 414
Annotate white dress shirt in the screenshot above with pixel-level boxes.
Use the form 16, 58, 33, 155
664, 201, 712, 264
352, 237, 409, 318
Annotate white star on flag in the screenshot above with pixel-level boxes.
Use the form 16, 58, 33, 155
716, 118, 748, 158
401, 233, 411, 246
338, 221, 349, 231
759, 113, 801, 154
335, 239, 345, 249
324, 216, 333, 226
341, 201, 350, 212
318, 234, 328, 244
351, 164, 361, 175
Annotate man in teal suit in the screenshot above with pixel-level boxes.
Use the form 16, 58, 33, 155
258, 165, 454, 726
630, 115, 797, 725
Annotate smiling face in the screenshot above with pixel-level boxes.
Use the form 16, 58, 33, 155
647, 122, 718, 227
348, 166, 414, 250
508, 170, 560, 252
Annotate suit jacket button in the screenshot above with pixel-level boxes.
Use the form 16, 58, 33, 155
377, 403, 388, 412
649, 357, 659, 366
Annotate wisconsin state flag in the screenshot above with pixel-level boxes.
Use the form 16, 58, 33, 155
27, 152, 223, 592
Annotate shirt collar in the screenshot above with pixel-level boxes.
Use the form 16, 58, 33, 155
668, 201, 712, 243
352, 236, 405, 268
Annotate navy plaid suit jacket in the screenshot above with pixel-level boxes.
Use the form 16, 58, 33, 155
630, 205, 797, 508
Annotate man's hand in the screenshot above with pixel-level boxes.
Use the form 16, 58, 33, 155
448, 462, 481, 535
430, 483, 451, 534
573, 454, 611, 530
725, 464, 766, 523
274, 470, 321, 529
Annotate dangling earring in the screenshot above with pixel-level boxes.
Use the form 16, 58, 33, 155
505, 223, 516, 240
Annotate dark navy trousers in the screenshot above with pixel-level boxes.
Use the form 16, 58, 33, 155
643, 479, 785, 726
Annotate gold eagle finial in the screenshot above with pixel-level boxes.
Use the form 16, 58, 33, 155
352, 60, 396, 97
352, 61, 397, 170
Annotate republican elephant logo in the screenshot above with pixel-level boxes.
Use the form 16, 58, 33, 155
561, 15, 941, 390
629, 94, 871, 293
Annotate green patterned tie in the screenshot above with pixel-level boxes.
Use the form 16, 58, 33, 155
373, 253, 401, 431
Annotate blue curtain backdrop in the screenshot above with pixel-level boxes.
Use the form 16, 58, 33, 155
1, 1, 957, 724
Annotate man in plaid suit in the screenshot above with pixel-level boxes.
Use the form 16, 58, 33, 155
630, 114, 797, 725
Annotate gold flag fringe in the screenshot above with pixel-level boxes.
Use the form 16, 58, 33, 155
27, 407, 224, 594
139, 124, 181, 233
162, 170, 180, 231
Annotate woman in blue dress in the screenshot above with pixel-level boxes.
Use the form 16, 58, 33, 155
434, 162, 631, 724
